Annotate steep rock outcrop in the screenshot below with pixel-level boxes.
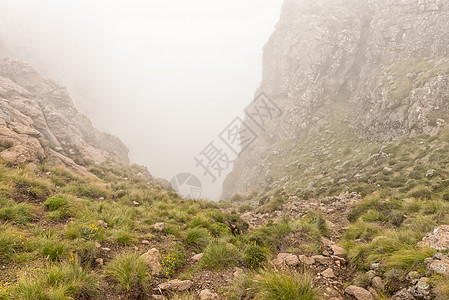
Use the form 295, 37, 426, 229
223, 0, 449, 198
0, 58, 129, 170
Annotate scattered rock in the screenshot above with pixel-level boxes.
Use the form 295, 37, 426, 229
406, 271, 420, 282
95, 242, 101, 248
322, 268, 335, 278
142, 240, 150, 245
98, 220, 108, 228
200, 289, 219, 300
273, 253, 300, 266
366, 270, 376, 280
298, 255, 315, 265
331, 245, 347, 256
312, 255, 332, 265
233, 267, 244, 278
158, 279, 193, 292
192, 253, 204, 262
95, 258, 104, 266
141, 248, 161, 276
153, 222, 168, 232
345, 285, 374, 300
372, 276, 384, 290
132, 201, 140, 206
101, 247, 111, 251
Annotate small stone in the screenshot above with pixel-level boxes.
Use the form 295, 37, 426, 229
95, 242, 101, 248
153, 222, 168, 231
98, 197, 105, 201
101, 247, 111, 251
322, 268, 335, 278
98, 220, 108, 228
158, 279, 193, 292
312, 255, 332, 265
273, 253, 300, 266
406, 271, 420, 281
372, 276, 384, 290
142, 240, 150, 245
322, 250, 331, 256
233, 267, 244, 278
152, 295, 165, 300
331, 245, 347, 256
366, 270, 376, 280
192, 253, 204, 262
345, 285, 374, 300
200, 289, 219, 299
133, 201, 140, 206
299, 255, 315, 265
95, 258, 104, 266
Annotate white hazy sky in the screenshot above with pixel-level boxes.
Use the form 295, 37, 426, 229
0, 0, 284, 200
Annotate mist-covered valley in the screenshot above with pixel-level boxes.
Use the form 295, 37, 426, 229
1, 0, 449, 299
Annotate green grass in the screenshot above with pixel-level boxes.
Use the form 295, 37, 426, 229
200, 240, 241, 270
185, 227, 212, 253
104, 251, 150, 292
4, 259, 97, 300
254, 269, 319, 300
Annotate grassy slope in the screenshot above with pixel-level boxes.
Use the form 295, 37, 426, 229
0, 158, 327, 299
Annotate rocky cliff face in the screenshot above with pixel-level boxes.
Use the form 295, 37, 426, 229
223, 0, 449, 199
0, 58, 129, 171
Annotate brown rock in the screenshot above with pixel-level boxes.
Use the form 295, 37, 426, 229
273, 253, 300, 266
299, 255, 315, 265
153, 222, 168, 232
141, 248, 161, 276
372, 276, 384, 290
322, 268, 335, 278
200, 289, 219, 300
331, 245, 347, 256
192, 253, 204, 262
312, 255, 332, 265
158, 279, 193, 292
345, 285, 374, 300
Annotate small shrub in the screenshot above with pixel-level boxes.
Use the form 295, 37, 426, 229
44, 196, 68, 211
254, 268, 319, 300
209, 222, 232, 237
104, 252, 150, 292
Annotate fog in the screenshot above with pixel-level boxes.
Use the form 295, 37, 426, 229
0, 0, 283, 200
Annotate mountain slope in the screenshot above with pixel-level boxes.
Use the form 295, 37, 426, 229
0, 58, 128, 171
223, 0, 449, 200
